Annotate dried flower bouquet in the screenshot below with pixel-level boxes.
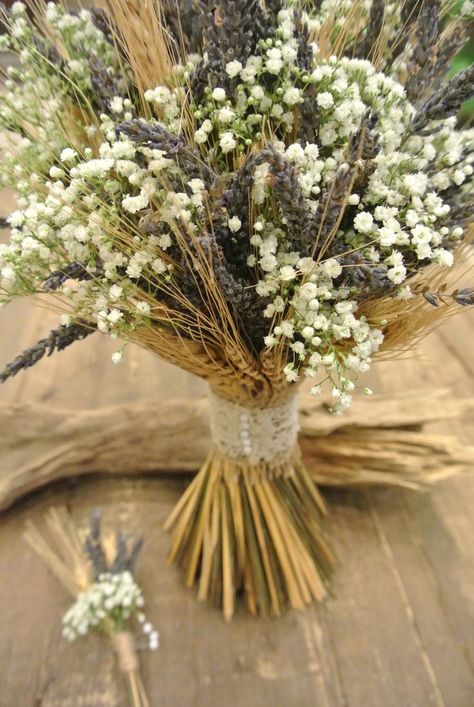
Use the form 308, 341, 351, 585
0, 0, 473, 618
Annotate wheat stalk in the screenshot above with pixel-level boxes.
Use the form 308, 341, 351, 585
102, 0, 175, 98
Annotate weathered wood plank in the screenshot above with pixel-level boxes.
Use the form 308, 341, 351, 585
364, 325, 474, 707
369, 487, 474, 707
322, 489, 445, 707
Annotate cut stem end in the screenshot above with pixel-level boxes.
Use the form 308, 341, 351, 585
164, 446, 334, 619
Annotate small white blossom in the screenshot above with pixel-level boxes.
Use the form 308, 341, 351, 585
433, 249, 454, 267
354, 212, 374, 233
136, 301, 151, 314
225, 60, 242, 78
218, 106, 236, 123
347, 194, 360, 205
219, 131, 237, 153
284, 363, 299, 382
60, 148, 77, 163
283, 87, 301, 106
387, 264, 407, 284
279, 265, 297, 281
228, 216, 241, 232
316, 92, 334, 109
122, 194, 149, 214
194, 129, 209, 144
212, 87, 226, 102
111, 350, 123, 364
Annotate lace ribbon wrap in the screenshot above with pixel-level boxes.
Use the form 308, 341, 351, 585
208, 388, 300, 473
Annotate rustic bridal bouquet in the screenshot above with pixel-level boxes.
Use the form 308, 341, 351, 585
0, 0, 473, 618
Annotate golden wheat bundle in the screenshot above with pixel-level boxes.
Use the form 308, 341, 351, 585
0, 0, 473, 618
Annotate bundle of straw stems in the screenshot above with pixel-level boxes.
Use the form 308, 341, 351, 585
164, 446, 334, 620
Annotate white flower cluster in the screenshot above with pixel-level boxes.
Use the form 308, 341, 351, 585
256, 227, 382, 411
206, 22, 467, 406
144, 86, 182, 133
0, 1, 122, 221
191, 8, 321, 159
62, 571, 158, 650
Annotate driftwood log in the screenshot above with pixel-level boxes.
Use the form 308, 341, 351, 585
0, 388, 473, 511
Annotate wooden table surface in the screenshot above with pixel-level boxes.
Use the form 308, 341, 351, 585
0, 213, 473, 706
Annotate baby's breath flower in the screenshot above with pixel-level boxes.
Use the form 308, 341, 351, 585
218, 106, 235, 123
316, 92, 334, 109
225, 60, 242, 78
60, 148, 77, 163
283, 87, 301, 105
228, 216, 242, 232
353, 212, 374, 234
194, 128, 208, 144
212, 87, 226, 102
111, 350, 123, 363
122, 194, 149, 213
219, 131, 237, 153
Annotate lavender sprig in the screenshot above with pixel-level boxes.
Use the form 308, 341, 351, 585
354, 0, 386, 61
294, 11, 314, 73
85, 510, 144, 580
43, 263, 95, 292
85, 509, 108, 576
388, 0, 424, 64
299, 89, 321, 144
334, 247, 391, 299
315, 113, 380, 260
89, 55, 122, 114
350, 111, 381, 194
0, 322, 95, 383
313, 164, 354, 259
422, 287, 474, 308
214, 259, 270, 351
431, 26, 468, 90
117, 119, 213, 183
161, 0, 205, 55
256, 145, 315, 254
191, 0, 268, 105
188, 230, 268, 349
411, 64, 474, 134
405, 0, 440, 103
90, 7, 114, 42
216, 151, 258, 277
454, 289, 474, 307
401, 0, 424, 25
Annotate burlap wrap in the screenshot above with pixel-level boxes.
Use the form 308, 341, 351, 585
113, 631, 139, 673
